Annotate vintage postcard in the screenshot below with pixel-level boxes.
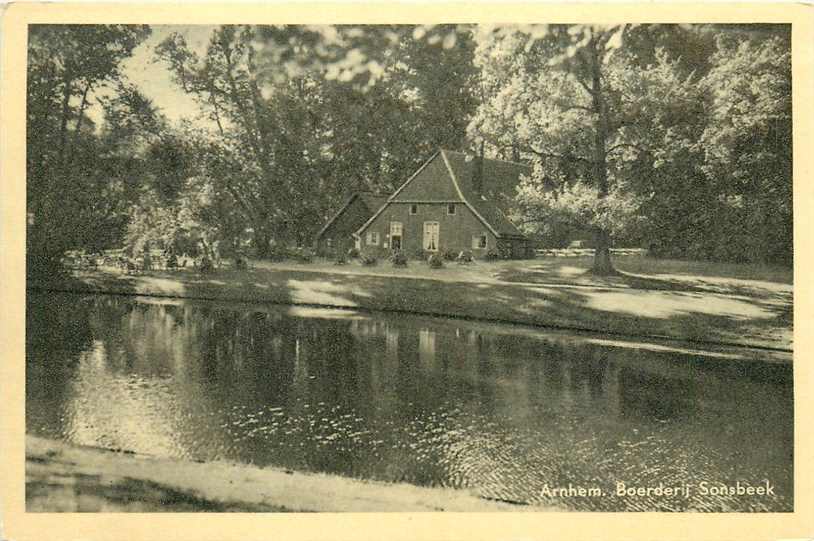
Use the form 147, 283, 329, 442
1, 2, 812, 540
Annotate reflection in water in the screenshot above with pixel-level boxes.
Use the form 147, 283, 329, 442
26, 292, 793, 512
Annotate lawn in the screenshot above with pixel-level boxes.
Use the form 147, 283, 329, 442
37, 253, 793, 357
253, 254, 792, 301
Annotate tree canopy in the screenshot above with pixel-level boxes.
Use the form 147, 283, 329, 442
26, 23, 792, 277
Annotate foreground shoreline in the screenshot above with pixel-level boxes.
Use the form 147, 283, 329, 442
28, 262, 793, 362
26, 436, 543, 512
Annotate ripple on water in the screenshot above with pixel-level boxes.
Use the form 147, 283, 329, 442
25, 292, 794, 512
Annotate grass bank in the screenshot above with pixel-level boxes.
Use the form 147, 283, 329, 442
26, 436, 542, 512
30, 255, 793, 358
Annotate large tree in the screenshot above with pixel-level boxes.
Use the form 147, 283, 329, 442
699, 32, 792, 264
27, 24, 151, 276
471, 24, 792, 269
156, 24, 480, 255
471, 25, 640, 273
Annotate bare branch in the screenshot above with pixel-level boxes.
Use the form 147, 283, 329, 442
562, 103, 594, 113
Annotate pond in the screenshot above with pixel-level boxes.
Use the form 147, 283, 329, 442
26, 291, 793, 511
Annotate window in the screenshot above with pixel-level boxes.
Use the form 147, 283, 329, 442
472, 234, 488, 249
410, 204, 418, 215
326, 238, 333, 248
366, 231, 379, 246
423, 222, 439, 251
390, 222, 403, 251
447, 204, 456, 215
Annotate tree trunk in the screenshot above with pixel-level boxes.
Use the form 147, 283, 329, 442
56, 68, 75, 171
253, 229, 271, 259
587, 39, 615, 275
593, 228, 614, 274
67, 81, 92, 166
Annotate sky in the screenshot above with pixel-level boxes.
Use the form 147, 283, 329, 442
87, 25, 217, 127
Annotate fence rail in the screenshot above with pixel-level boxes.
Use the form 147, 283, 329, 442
535, 248, 647, 258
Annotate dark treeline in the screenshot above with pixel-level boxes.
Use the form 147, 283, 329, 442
26, 24, 791, 277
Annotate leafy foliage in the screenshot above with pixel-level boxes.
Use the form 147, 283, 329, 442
26, 23, 792, 278
154, 25, 479, 257
471, 24, 791, 266
360, 252, 379, 266
456, 250, 474, 264
389, 250, 409, 267
427, 253, 445, 268
483, 250, 501, 262
27, 24, 152, 277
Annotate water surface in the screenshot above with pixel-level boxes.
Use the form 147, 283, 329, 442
26, 292, 793, 511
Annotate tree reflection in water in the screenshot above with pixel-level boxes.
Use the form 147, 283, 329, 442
26, 292, 793, 511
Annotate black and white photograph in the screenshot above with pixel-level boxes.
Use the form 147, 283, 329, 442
17, 19, 797, 516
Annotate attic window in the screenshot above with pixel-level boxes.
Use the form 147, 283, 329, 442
410, 204, 418, 215
447, 204, 456, 215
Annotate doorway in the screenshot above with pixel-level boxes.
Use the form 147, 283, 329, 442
390, 222, 403, 251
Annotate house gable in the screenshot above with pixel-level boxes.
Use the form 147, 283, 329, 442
355, 149, 529, 241
390, 152, 463, 202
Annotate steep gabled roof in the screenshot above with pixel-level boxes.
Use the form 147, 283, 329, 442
354, 149, 530, 239
315, 191, 389, 240
357, 193, 390, 212
442, 150, 530, 238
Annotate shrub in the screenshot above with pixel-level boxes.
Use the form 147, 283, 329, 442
457, 250, 474, 264
441, 247, 457, 261
360, 252, 378, 266
234, 256, 248, 270
411, 248, 427, 260
427, 253, 444, 268
267, 246, 287, 262
334, 252, 348, 265
291, 247, 314, 263
347, 247, 360, 259
483, 250, 500, 262
389, 250, 408, 267
197, 255, 214, 273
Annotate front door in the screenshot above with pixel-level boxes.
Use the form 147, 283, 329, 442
423, 222, 439, 251
390, 222, 403, 251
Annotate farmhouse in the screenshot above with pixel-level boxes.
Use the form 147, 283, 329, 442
354, 149, 532, 259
